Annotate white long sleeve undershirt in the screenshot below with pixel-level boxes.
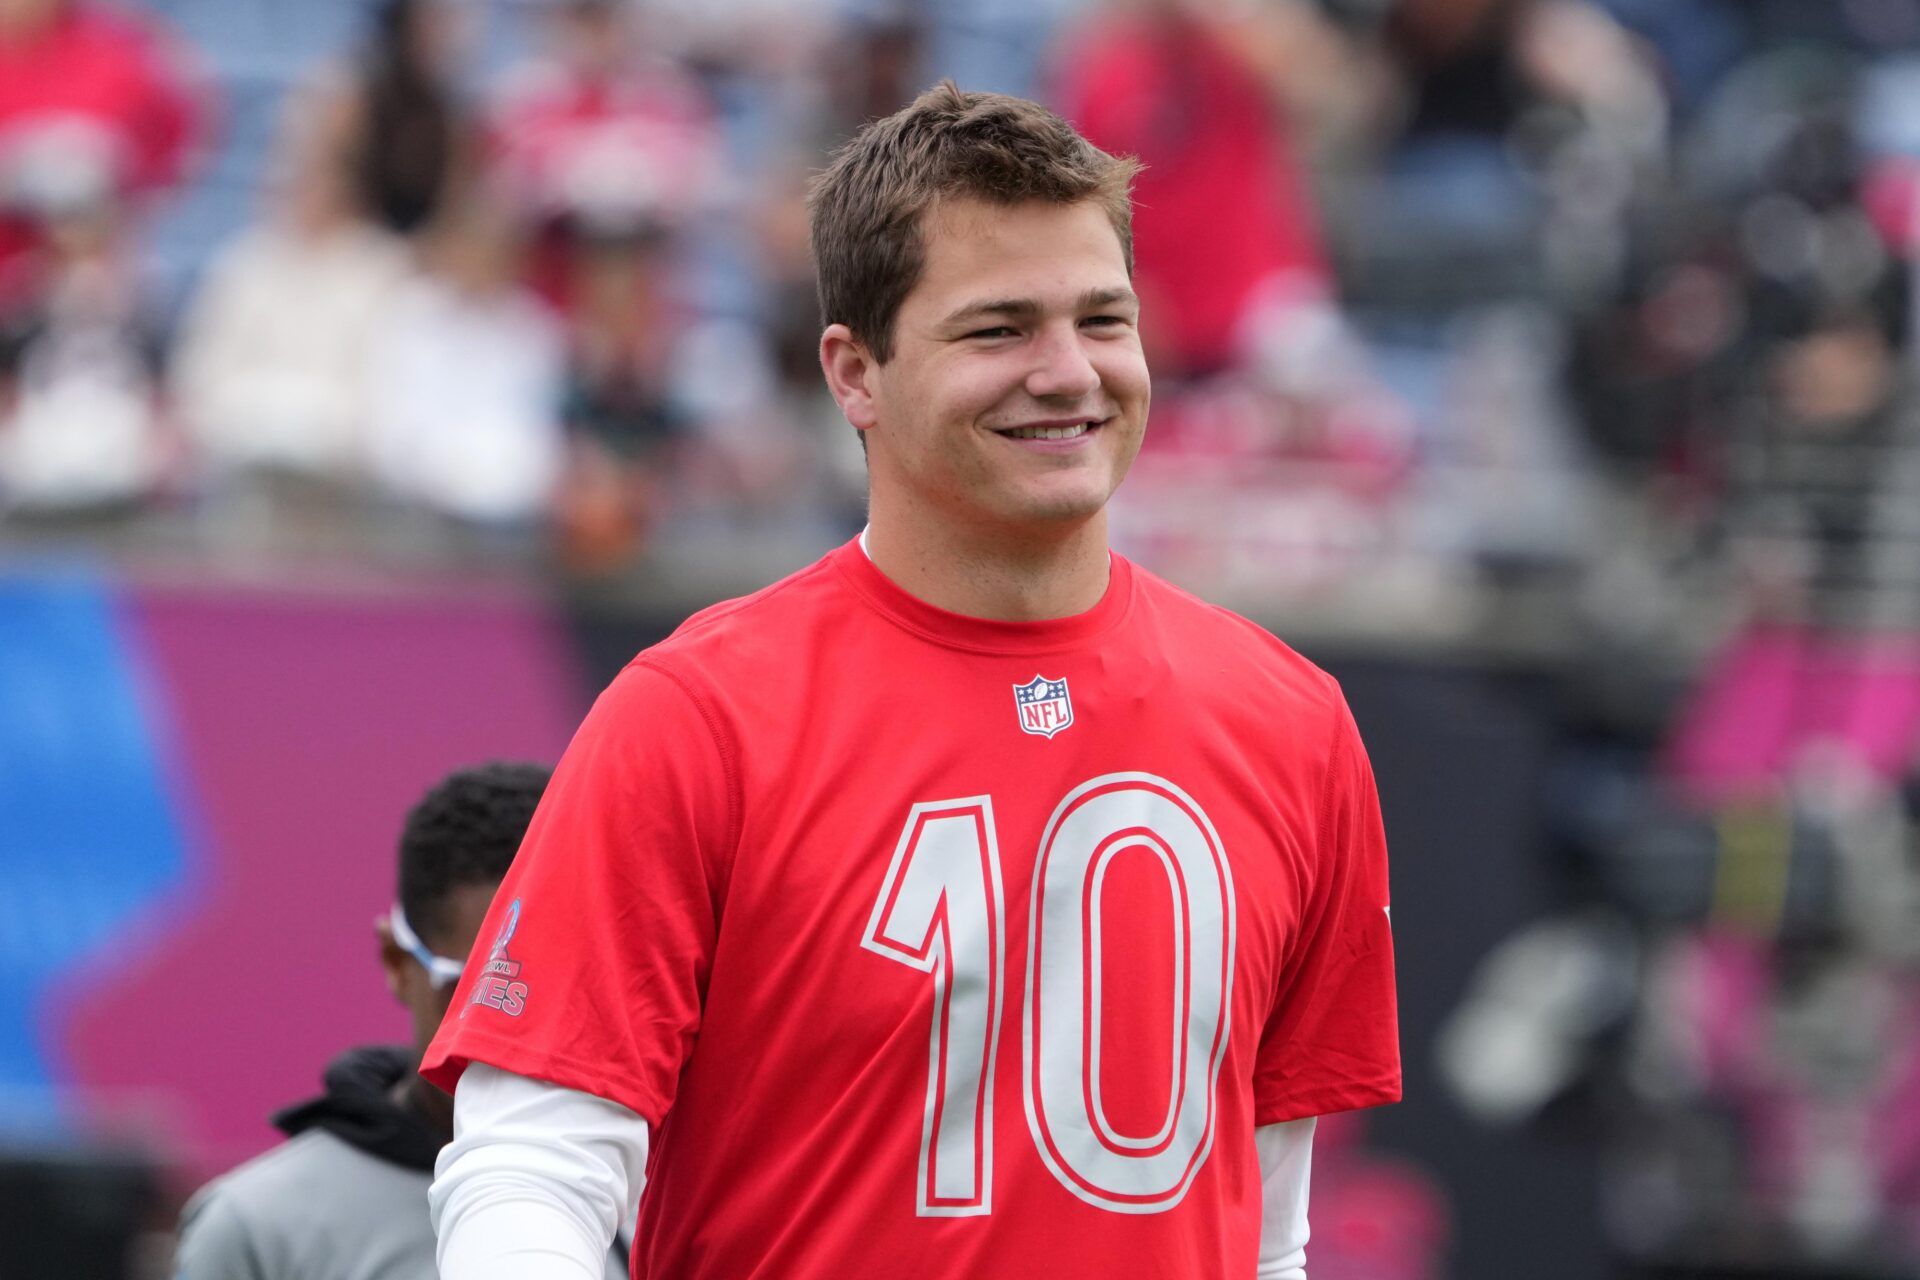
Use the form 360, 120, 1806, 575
431, 1064, 647, 1280
431, 1064, 1316, 1279
1256, 1115, 1315, 1280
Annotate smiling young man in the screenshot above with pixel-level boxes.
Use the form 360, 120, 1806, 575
423, 83, 1399, 1279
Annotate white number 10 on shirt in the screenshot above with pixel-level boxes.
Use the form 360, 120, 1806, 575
861, 773, 1237, 1217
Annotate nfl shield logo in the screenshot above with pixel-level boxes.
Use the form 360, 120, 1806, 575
1013, 675, 1074, 739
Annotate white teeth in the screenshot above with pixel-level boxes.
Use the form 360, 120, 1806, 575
1003, 423, 1091, 440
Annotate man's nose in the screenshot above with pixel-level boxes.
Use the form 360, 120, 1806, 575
1024, 324, 1101, 402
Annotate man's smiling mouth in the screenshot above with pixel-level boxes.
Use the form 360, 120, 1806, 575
995, 419, 1106, 441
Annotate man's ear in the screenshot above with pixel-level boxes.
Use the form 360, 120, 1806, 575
820, 324, 880, 434
375, 916, 406, 1000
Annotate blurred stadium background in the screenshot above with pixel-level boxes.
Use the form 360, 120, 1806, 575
6, 0, 1920, 1275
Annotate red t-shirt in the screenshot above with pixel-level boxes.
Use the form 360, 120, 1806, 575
0, 5, 204, 302
423, 539, 1399, 1278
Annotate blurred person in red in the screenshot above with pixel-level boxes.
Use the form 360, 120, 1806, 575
488, 0, 721, 315
1053, 0, 1346, 383
488, 0, 816, 569
1052, 0, 1414, 491
0, 0, 204, 312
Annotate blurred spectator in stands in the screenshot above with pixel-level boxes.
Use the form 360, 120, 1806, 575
552, 221, 684, 570
1444, 49, 1920, 1267
1343, 0, 1665, 303
716, 15, 952, 531
1734, 307, 1905, 627
1500, 743, 1920, 1273
752, 165, 869, 523
1720, 81, 1911, 636
827, 15, 923, 134
0, 0, 205, 312
552, 211, 820, 571
172, 108, 410, 484
0, 0, 193, 513
366, 197, 565, 526
1384, 0, 1540, 144
1572, 54, 1913, 623
644, 0, 840, 155
485, 0, 830, 565
1054, 0, 1344, 383
1589, 0, 1749, 121
0, 164, 164, 512
305, 0, 476, 239
1056, 0, 1416, 572
923, 0, 1088, 100
1378, 0, 1663, 161
489, 0, 721, 315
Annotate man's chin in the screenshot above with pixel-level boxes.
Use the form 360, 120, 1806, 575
997, 486, 1114, 529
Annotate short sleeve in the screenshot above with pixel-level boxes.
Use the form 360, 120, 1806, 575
1252, 691, 1401, 1124
421, 660, 736, 1128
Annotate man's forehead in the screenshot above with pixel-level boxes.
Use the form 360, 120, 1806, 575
913, 198, 1130, 309
921, 195, 1123, 255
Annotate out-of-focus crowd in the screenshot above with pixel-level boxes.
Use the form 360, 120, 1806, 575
0, 0, 1900, 630
0, 0, 872, 576
10, 2, 1920, 1275
0, 0, 1909, 629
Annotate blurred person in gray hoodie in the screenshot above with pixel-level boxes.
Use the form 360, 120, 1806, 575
172, 761, 627, 1280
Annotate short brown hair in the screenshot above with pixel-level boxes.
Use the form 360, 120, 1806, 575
809, 81, 1141, 364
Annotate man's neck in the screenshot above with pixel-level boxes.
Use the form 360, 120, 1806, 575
863, 503, 1113, 621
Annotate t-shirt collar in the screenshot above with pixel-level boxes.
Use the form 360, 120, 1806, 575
837, 528, 1133, 654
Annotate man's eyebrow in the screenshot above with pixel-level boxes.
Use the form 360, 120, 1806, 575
1078, 287, 1139, 311
939, 287, 1140, 328
940, 297, 1038, 327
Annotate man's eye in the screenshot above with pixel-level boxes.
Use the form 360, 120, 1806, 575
967, 327, 1017, 340
1084, 315, 1127, 327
